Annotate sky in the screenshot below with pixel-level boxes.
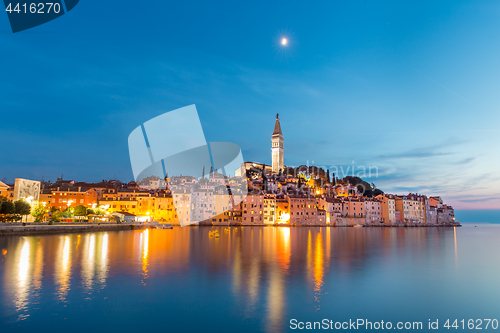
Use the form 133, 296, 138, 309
1, 0, 500, 209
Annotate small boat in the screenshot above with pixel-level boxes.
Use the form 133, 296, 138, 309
353, 224, 364, 228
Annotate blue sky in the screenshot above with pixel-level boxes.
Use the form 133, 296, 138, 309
1, 0, 500, 209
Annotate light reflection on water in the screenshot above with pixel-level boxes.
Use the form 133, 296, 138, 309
1, 225, 500, 332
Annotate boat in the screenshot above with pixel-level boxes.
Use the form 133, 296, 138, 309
353, 224, 364, 228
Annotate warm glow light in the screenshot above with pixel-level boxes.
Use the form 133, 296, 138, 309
279, 213, 290, 223
281, 38, 288, 46
142, 229, 149, 283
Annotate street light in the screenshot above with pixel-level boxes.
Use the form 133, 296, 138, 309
67, 200, 73, 219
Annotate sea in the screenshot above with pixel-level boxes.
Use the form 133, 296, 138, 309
1, 213, 500, 332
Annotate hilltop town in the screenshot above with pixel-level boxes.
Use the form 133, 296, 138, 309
0, 114, 456, 227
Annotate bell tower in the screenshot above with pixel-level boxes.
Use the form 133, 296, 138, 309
271, 113, 284, 174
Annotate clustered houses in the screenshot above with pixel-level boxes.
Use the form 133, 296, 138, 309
222, 114, 456, 226
0, 115, 456, 226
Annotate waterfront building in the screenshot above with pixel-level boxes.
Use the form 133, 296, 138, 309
377, 194, 397, 225
319, 197, 343, 224
191, 189, 213, 222
438, 205, 455, 223
100, 193, 179, 223
172, 190, 192, 225
51, 187, 98, 209
395, 194, 425, 223
427, 205, 438, 224
263, 193, 276, 225
275, 196, 290, 223
242, 194, 264, 224
151, 194, 178, 223
101, 198, 138, 213
345, 198, 364, 218
364, 198, 382, 223
271, 113, 284, 174
289, 195, 323, 225
213, 192, 232, 217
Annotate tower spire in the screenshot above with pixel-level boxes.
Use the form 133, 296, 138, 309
271, 114, 284, 174
273, 114, 282, 136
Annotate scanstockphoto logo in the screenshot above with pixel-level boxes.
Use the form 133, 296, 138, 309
128, 105, 248, 227
3, 0, 79, 33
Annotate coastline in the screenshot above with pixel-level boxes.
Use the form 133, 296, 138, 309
0, 223, 151, 236
0, 221, 462, 236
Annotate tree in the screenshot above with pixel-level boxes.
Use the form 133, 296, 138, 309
14, 200, 31, 222
31, 205, 46, 222
94, 205, 105, 216
86, 208, 95, 215
74, 205, 88, 217
50, 210, 61, 222
1, 201, 15, 222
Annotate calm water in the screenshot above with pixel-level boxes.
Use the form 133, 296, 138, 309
1, 225, 500, 332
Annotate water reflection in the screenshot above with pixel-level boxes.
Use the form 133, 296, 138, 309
16, 240, 31, 316
82, 234, 95, 291
141, 229, 149, 284
81, 233, 109, 292
454, 226, 458, 267
0, 226, 473, 331
55, 236, 71, 301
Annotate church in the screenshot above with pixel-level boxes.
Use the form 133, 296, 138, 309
237, 114, 285, 177
271, 113, 284, 174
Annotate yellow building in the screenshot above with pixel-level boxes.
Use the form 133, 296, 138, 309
0, 181, 9, 198
395, 194, 425, 223
377, 194, 396, 225
263, 193, 276, 225
100, 194, 179, 224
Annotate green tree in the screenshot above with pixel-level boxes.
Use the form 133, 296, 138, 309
31, 205, 46, 222
50, 210, 61, 222
74, 205, 88, 217
86, 208, 95, 215
94, 205, 105, 216
15, 200, 31, 222
1, 201, 15, 222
